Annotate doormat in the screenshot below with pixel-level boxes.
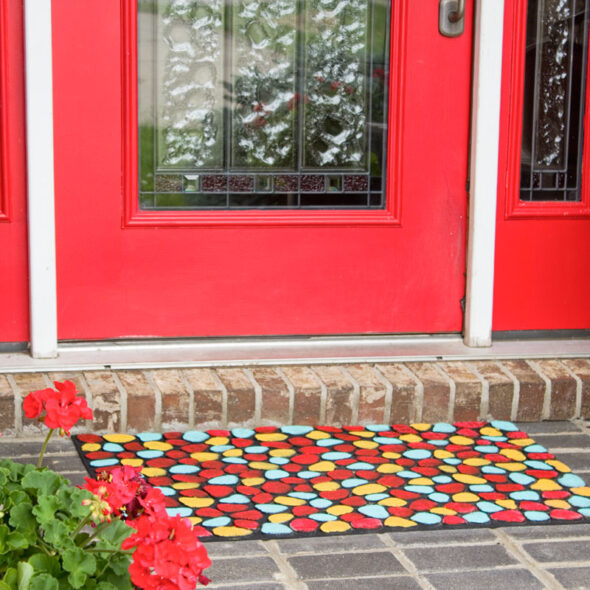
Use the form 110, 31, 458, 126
72, 421, 590, 541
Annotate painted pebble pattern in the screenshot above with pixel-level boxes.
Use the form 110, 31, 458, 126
73, 421, 590, 540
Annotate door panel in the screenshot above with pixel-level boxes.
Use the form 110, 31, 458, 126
53, 1, 471, 340
494, 0, 590, 331
0, 0, 29, 345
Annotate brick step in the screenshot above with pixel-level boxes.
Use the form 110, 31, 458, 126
1, 359, 590, 436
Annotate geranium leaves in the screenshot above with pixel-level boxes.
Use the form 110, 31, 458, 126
20, 472, 62, 498
62, 547, 96, 588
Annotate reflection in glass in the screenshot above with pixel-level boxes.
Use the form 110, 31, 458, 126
520, 0, 589, 201
138, 0, 390, 210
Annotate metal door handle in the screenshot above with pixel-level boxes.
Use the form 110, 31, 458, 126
440, 0, 465, 37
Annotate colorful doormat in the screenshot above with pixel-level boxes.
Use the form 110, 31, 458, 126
73, 421, 590, 541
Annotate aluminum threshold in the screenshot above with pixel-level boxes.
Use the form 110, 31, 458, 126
0, 335, 589, 373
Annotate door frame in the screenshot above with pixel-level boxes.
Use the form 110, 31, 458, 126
23, 0, 505, 357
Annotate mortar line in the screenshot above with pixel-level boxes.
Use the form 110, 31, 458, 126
110, 371, 129, 432
559, 360, 583, 418
400, 363, 425, 422
339, 366, 360, 424
178, 370, 196, 428
431, 363, 456, 423
378, 533, 435, 590
373, 364, 394, 424
209, 369, 229, 428
6, 374, 23, 436
492, 528, 562, 589
465, 361, 489, 420
243, 368, 262, 425
143, 371, 162, 431
275, 367, 295, 425
495, 361, 520, 422
527, 360, 552, 420
263, 540, 308, 590
309, 367, 327, 424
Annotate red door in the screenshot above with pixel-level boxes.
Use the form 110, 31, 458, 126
52, 1, 472, 340
495, 0, 590, 331
0, 0, 29, 346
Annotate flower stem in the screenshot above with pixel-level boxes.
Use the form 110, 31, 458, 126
81, 521, 111, 547
70, 514, 92, 539
37, 428, 55, 468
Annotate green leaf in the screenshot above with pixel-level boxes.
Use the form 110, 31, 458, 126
7, 532, 28, 551
29, 574, 58, 590
1, 567, 17, 589
41, 521, 72, 552
104, 553, 131, 577
32, 497, 60, 527
0, 582, 13, 590
95, 583, 119, 590
21, 472, 63, 497
0, 525, 10, 554
101, 572, 133, 590
94, 519, 133, 549
17, 562, 33, 590
27, 555, 59, 578
8, 504, 36, 538
62, 548, 96, 589
55, 488, 91, 520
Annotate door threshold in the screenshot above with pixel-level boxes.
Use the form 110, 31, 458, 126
0, 334, 589, 373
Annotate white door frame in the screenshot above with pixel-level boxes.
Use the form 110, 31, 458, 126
22, 0, 505, 357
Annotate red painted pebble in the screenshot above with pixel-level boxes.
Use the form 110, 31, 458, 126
490, 510, 526, 523
550, 509, 582, 520
351, 518, 382, 530
290, 518, 319, 532
443, 515, 466, 525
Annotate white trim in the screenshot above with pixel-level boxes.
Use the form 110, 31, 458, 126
464, 0, 505, 347
0, 335, 589, 373
24, 0, 58, 358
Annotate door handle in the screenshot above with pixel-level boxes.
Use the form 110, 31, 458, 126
439, 0, 465, 37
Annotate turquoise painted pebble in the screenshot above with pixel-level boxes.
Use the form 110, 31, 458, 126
433, 475, 453, 484
398, 470, 421, 479
209, 475, 238, 485
103, 443, 124, 453
265, 469, 290, 480
491, 420, 518, 431
261, 523, 292, 535
90, 459, 119, 467
477, 501, 503, 513
524, 511, 550, 522
156, 487, 176, 496
476, 445, 499, 454
202, 517, 231, 527
579, 508, 590, 517
469, 485, 494, 493
309, 513, 337, 522
222, 494, 250, 504
165, 507, 192, 518
280, 426, 312, 435
137, 432, 163, 442
403, 449, 432, 460
137, 450, 164, 459
429, 492, 450, 503
245, 446, 268, 453
256, 504, 288, 514
366, 425, 391, 432
433, 423, 456, 433
269, 457, 289, 465
222, 457, 247, 464
342, 478, 369, 488
182, 431, 209, 443
374, 437, 402, 445
510, 491, 540, 501
231, 428, 255, 438
509, 472, 536, 486
321, 452, 351, 461
210, 445, 233, 453
359, 505, 389, 520
411, 512, 442, 525
463, 512, 490, 524
169, 464, 199, 474
558, 473, 586, 488
524, 444, 548, 453
443, 458, 461, 465
316, 438, 342, 447
366, 493, 389, 502
569, 495, 590, 508
311, 498, 332, 509
347, 462, 375, 470
482, 465, 506, 474
299, 471, 321, 479
525, 460, 552, 470
289, 492, 317, 500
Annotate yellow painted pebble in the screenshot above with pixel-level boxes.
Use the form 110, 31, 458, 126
452, 492, 480, 503
434, 450, 454, 459
190, 452, 218, 462
320, 521, 351, 533
223, 448, 243, 457
213, 526, 252, 537
269, 448, 296, 457
531, 478, 562, 491
188, 517, 202, 525
571, 486, 590, 497
377, 463, 403, 473
81, 443, 101, 452
384, 516, 417, 528
179, 497, 214, 508
378, 497, 407, 507
480, 427, 502, 437
269, 513, 293, 523
545, 499, 571, 509
399, 434, 422, 443
275, 496, 306, 506
496, 499, 517, 510
547, 460, 571, 473
464, 458, 491, 466
410, 423, 432, 431
313, 481, 341, 492
140, 467, 166, 477
439, 465, 457, 474
409, 478, 434, 486
349, 430, 375, 438
453, 474, 487, 485
500, 449, 526, 462
501, 463, 527, 472
242, 477, 265, 487
104, 434, 136, 443
307, 430, 331, 440
431, 507, 457, 516
172, 482, 200, 490
121, 458, 143, 467
207, 436, 229, 446
256, 433, 288, 442
327, 505, 354, 516
248, 462, 277, 470
310, 461, 336, 472
353, 440, 379, 449
352, 484, 387, 496
143, 441, 173, 451
449, 435, 474, 445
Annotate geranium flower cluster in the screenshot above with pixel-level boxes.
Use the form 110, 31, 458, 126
83, 465, 211, 589
23, 379, 93, 435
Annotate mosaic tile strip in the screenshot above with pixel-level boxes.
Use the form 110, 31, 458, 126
73, 422, 590, 541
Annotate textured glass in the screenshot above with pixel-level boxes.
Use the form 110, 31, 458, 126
138, 0, 389, 210
231, 0, 298, 167
156, 0, 225, 169
303, 0, 369, 168
520, 0, 589, 201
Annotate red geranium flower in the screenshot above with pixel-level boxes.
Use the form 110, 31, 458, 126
23, 380, 93, 435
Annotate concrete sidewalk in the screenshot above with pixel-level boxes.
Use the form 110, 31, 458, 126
2, 421, 590, 589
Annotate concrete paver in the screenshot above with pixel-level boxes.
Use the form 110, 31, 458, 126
2, 421, 590, 589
